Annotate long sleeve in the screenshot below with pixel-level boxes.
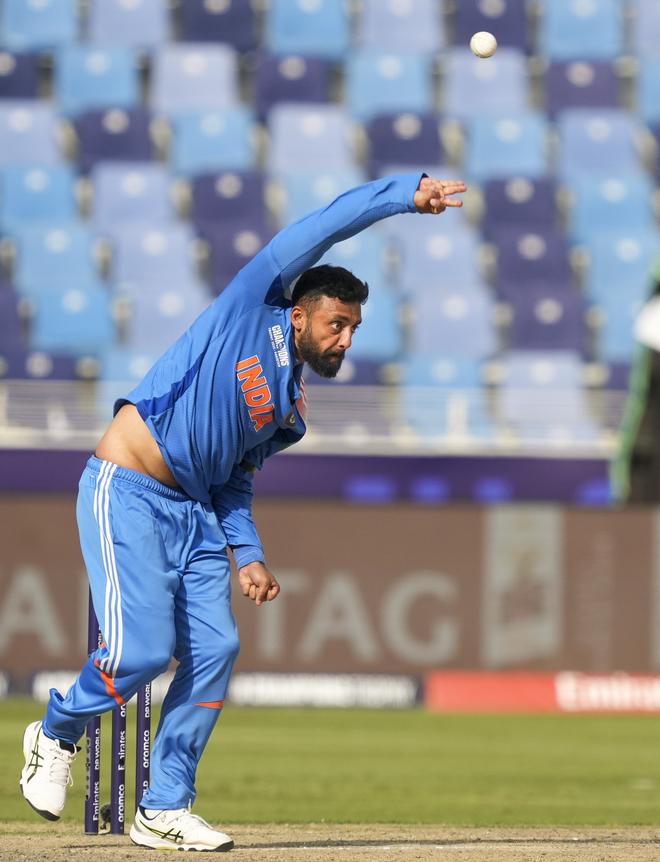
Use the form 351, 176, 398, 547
219, 172, 424, 312
211, 464, 265, 569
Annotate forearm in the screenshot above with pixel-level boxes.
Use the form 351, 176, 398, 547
211, 466, 265, 568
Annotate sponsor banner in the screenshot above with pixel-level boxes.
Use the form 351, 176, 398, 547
425, 671, 660, 713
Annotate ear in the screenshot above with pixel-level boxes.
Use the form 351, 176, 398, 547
290, 304, 307, 333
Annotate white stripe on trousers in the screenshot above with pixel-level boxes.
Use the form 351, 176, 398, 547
93, 461, 123, 677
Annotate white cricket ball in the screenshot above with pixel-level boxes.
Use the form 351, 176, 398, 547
470, 31, 498, 58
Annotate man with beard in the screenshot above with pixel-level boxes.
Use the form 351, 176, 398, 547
19, 173, 465, 851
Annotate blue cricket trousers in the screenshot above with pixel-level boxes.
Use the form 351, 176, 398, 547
43, 456, 240, 810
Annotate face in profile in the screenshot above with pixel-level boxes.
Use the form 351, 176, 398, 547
293, 295, 362, 378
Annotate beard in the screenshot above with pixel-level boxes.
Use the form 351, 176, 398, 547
297, 326, 345, 378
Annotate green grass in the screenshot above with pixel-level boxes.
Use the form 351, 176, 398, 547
3, 697, 660, 826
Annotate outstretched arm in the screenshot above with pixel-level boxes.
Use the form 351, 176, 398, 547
222, 173, 466, 310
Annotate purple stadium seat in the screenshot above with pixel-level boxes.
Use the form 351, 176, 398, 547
0, 50, 38, 98
482, 177, 558, 239
453, 0, 528, 51
366, 112, 443, 179
254, 54, 330, 121
0, 281, 22, 345
199, 221, 272, 292
190, 170, 267, 229
305, 357, 398, 386
74, 107, 154, 172
545, 61, 620, 119
492, 226, 571, 287
180, 0, 256, 52
506, 284, 587, 353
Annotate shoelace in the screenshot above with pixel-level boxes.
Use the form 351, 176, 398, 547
47, 746, 75, 787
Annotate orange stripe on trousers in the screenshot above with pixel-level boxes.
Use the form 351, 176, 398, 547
94, 658, 125, 706
195, 700, 225, 709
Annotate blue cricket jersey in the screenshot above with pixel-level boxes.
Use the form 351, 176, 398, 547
118, 172, 423, 564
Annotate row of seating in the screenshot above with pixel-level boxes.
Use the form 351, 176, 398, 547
2, 0, 660, 60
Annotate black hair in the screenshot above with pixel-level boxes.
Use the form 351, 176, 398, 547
291, 264, 369, 308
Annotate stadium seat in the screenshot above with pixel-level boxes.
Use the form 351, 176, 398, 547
357, 0, 444, 55
339, 284, 402, 362
394, 220, 482, 292
0, 0, 78, 52
267, 104, 355, 174
481, 177, 558, 239
28, 284, 115, 356
506, 285, 587, 353
0, 51, 39, 98
169, 108, 258, 177
567, 174, 655, 244
0, 343, 94, 380
537, 0, 623, 61
121, 281, 211, 352
87, 0, 169, 49
453, 0, 528, 51
631, 0, 660, 56
582, 230, 660, 308
199, 221, 271, 291
463, 112, 549, 182
90, 162, 175, 230
366, 112, 443, 179
401, 354, 493, 441
498, 350, 598, 442
556, 109, 642, 180
443, 48, 529, 120
0, 102, 60, 166
277, 168, 366, 225
345, 51, 433, 123
636, 57, 660, 125
151, 44, 239, 116
54, 46, 140, 117
254, 54, 330, 122
0, 165, 77, 232
319, 228, 393, 290
411, 283, 497, 358
180, 0, 256, 52
12, 224, 100, 292
545, 61, 620, 119
265, 0, 350, 61
74, 108, 154, 172
0, 280, 22, 346
97, 345, 159, 414
108, 224, 198, 283
491, 226, 571, 288
190, 170, 267, 229
595, 290, 647, 362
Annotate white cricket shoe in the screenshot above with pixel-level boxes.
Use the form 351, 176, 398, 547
130, 806, 234, 852
19, 721, 77, 821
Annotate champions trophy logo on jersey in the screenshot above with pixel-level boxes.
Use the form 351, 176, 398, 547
268, 325, 289, 368
236, 355, 275, 431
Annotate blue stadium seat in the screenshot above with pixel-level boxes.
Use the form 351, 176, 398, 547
0, 165, 77, 231
190, 170, 267, 230
636, 57, 660, 125
74, 108, 154, 172
90, 162, 175, 229
393, 221, 482, 292
120, 280, 211, 352
481, 177, 558, 239
595, 290, 647, 362
545, 60, 620, 119
265, 0, 350, 61
357, 0, 444, 55
631, 0, 660, 56
180, 0, 256, 52
0, 102, 60, 165
556, 109, 643, 180
29, 284, 114, 356
97, 345, 159, 414
0, 50, 39, 98
12, 224, 100, 292
87, 0, 169, 49
319, 228, 392, 289
583, 230, 660, 308
108, 224, 198, 283
267, 104, 355, 174
277, 168, 366, 225
463, 112, 549, 182
453, 0, 528, 51
499, 350, 598, 441
346, 51, 433, 122
199, 221, 272, 291
0, 0, 78, 51
341, 284, 402, 361
151, 44, 239, 116
169, 108, 258, 177
366, 112, 443, 180
567, 174, 655, 243
492, 226, 571, 289
411, 283, 497, 358
443, 48, 529, 120
254, 54, 330, 122
54, 46, 140, 117
537, 0, 623, 61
